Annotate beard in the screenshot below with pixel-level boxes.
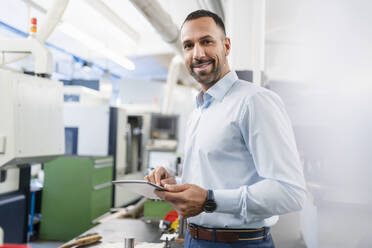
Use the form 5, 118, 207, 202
190, 57, 223, 85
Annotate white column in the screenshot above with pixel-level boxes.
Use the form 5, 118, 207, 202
225, 0, 265, 85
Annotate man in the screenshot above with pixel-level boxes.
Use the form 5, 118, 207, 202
145, 10, 306, 248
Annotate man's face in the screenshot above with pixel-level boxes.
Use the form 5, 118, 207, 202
181, 17, 230, 85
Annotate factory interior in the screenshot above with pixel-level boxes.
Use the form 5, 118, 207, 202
0, 0, 372, 248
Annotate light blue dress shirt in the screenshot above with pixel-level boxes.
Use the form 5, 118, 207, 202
181, 71, 307, 229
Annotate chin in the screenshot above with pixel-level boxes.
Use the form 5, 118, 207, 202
192, 72, 213, 84
197, 79, 216, 85
198, 79, 214, 85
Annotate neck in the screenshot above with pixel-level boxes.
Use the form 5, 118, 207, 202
201, 66, 231, 93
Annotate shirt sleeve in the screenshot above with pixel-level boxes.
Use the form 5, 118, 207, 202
213, 90, 307, 222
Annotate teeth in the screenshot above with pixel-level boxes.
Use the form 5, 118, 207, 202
196, 62, 211, 68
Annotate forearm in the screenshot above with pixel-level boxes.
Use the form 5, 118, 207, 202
214, 179, 307, 222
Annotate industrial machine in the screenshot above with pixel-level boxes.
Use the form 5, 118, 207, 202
37, 86, 113, 241
147, 114, 179, 152
109, 105, 179, 208
109, 106, 151, 208
0, 69, 65, 243
63, 86, 110, 156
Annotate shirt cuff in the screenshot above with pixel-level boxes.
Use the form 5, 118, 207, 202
175, 176, 182, 185
214, 188, 241, 214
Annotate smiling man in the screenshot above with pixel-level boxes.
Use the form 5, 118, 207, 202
145, 10, 307, 248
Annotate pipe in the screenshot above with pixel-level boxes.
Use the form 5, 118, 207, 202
3, 0, 69, 65
162, 55, 183, 114
197, 0, 225, 21
129, 0, 182, 54
20, 0, 45, 14
84, 0, 140, 43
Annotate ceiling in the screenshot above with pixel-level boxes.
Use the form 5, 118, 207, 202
0, 0, 203, 80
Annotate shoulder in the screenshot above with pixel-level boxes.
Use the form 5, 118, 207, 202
228, 79, 283, 106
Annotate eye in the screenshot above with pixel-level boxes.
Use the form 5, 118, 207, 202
202, 40, 212, 45
184, 43, 193, 50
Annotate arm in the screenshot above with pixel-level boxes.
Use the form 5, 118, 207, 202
214, 90, 307, 222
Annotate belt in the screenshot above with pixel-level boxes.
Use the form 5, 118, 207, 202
187, 223, 270, 243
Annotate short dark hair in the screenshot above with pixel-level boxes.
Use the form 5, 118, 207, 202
182, 9, 226, 35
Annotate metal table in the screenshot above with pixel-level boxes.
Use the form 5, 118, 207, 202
78, 218, 162, 244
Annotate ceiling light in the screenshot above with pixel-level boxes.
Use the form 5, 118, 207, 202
58, 22, 135, 71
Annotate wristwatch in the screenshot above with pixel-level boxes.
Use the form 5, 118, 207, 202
203, 189, 217, 213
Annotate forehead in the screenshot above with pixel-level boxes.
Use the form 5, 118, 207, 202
181, 17, 223, 42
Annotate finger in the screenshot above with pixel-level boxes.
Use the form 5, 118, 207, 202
148, 170, 156, 184
144, 175, 149, 182
155, 168, 167, 186
161, 177, 175, 186
154, 190, 166, 200
155, 191, 182, 203
164, 183, 190, 192
154, 171, 162, 186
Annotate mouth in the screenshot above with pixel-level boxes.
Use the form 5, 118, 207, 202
192, 60, 214, 73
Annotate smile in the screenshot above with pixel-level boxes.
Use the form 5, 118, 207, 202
192, 60, 214, 72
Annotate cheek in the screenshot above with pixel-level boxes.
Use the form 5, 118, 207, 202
205, 48, 220, 62
184, 55, 192, 68
216, 49, 225, 64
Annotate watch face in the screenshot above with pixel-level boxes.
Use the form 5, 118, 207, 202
204, 200, 217, 213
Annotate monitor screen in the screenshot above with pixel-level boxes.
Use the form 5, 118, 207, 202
150, 115, 178, 139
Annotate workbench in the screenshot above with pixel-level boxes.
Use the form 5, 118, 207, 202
67, 218, 184, 248
82, 218, 161, 243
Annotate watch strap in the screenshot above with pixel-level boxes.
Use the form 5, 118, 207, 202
207, 189, 214, 201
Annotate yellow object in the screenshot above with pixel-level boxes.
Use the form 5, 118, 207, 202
30, 26, 37, 33
170, 218, 179, 230
59, 233, 102, 248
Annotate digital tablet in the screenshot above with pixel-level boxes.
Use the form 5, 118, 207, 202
112, 180, 166, 200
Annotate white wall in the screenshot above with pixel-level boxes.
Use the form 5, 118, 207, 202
119, 78, 165, 105
266, 0, 372, 85
265, 1, 372, 247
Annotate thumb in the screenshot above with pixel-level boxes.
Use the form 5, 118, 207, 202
165, 183, 190, 192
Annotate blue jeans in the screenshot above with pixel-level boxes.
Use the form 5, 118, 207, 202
184, 229, 275, 248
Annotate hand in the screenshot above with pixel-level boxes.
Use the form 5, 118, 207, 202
144, 166, 176, 186
155, 184, 207, 219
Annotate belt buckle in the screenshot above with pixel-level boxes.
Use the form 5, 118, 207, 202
263, 227, 270, 240
189, 223, 199, 239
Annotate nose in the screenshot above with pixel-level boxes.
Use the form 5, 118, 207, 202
193, 43, 206, 60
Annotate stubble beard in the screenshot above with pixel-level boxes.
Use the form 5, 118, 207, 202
190, 58, 224, 85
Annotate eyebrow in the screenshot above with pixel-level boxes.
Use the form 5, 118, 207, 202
182, 35, 215, 45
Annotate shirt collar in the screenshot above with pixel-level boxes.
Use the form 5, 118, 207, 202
195, 71, 239, 108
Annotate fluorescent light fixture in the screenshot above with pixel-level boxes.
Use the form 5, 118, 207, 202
58, 22, 135, 71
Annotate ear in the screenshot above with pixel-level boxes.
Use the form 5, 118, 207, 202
224, 37, 231, 56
